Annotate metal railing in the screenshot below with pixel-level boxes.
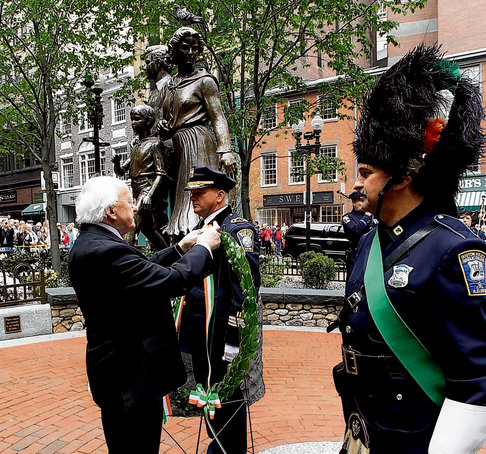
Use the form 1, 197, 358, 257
260, 255, 347, 282
0, 263, 46, 307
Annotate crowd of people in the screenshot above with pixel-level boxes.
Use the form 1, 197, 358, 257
0, 218, 79, 251
256, 222, 288, 255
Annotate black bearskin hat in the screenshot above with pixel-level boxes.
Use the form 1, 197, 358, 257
354, 44, 485, 215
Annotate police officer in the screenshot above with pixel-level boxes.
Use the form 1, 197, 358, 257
179, 166, 262, 454
458, 208, 486, 240
342, 190, 375, 276
334, 45, 486, 454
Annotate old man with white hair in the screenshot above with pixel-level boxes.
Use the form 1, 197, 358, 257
69, 176, 220, 454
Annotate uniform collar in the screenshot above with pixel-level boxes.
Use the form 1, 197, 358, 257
378, 201, 439, 252
203, 205, 231, 225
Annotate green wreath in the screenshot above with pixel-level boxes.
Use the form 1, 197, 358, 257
173, 231, 259, 407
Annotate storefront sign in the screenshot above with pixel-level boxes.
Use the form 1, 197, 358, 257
312, 191, 334, 204
459, 175, 486, 192
263, 193, 304, 206
0, 191, 17, 204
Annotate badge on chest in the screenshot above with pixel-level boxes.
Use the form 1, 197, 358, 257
388, 264, 413, 288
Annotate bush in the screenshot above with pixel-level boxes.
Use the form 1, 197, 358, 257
259, 254, 291, 287
298, 251, 337, 289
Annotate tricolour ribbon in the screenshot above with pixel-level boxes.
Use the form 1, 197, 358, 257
188, 383, 221, 419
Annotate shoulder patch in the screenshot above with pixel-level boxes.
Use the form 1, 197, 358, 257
458, 250, 486, 296
343, 216, 351, 224
236, 228, 254, 252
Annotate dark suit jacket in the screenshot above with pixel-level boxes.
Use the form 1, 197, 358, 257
0, 227, 14, 248
69, 223, 212, 412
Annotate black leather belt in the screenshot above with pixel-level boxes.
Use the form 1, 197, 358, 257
342, 345, 405, 376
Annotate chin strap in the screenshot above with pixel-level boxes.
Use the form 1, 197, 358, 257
374, 176, 398, 221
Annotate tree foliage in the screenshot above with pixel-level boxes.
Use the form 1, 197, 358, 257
153, 0, 427, 219
0, 0, 151, 269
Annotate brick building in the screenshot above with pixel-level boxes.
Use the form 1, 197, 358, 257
54, 67, 135, 224
249, 0, 486, 226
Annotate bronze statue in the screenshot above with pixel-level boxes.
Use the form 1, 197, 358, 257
144, 44, 178, 225
112, 105, 171, 249
159, 26, 237, 237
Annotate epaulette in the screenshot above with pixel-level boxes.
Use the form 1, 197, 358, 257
230, 216, 248, 224
434, 214, 468, 239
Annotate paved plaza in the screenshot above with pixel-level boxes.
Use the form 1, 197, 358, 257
0, 327, 344, 453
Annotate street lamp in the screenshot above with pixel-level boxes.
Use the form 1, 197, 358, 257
82, 79, 110, 175
292, 115, 324, 251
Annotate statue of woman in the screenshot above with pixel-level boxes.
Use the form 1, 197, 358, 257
160, 26, 237, 237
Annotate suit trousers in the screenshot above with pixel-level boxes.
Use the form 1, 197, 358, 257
100, 404, 164, 454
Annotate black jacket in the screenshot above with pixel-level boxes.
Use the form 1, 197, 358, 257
69, 223, 213, 412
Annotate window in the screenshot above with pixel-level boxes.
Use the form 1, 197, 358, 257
256, 208, 291, 228
319, 204, 342, 223
60, 156, 74, 188
317, 95, 337, 120
112, 99, 126, 123
261, 153, 277, 186
261, 104, 277, 130
78, 110, 94, 133
112, 145, 129, 179
317, 52, 323, 69
461, 65, 481, 89
287, 98, 305, 126
289, 150, 304, 184
79, 150, 106, 184
317, 145, 338, 183
59, 113, 72, 136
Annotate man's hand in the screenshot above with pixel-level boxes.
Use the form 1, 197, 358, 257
197, 221, 221, 251
178, 229, 202, 253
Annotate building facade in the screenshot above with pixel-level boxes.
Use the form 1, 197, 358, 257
249, 0, 486, 226
54, 67, 135, 225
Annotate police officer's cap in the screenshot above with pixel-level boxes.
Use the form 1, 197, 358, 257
184, 166, 236, 192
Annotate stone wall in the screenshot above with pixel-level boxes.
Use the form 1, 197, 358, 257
46, 287, 85, 333
45, 287, 344, 333
260, 288, 344, 328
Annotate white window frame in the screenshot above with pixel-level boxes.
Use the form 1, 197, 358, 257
59, 112, 72, 137
317, 95, 338, 121
79, 149, 106, 184
317, 144, 338, 183
112, 98, 127, 125
289, 149, 304, 185
60, 155, 74, 189
261, 104, 277, 130
112, 143, 130, 179
78, 106, 94, 133
287, 98, 304, 127
319, 204, 342, 223
261, 152, 277, 187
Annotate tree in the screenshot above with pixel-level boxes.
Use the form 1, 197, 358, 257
0, 0, 151, 270
154, 0, 427, 220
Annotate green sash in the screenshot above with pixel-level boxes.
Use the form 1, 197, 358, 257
364, 229, 445, 406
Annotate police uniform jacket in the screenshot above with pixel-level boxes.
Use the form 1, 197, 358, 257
69, 223, 212, 413
180, 206, 260, 379
335, 202, 486, 453
343, 209, 374, 250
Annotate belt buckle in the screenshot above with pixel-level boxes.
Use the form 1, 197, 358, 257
342, 346, 358, 375
346, 291, 362, 313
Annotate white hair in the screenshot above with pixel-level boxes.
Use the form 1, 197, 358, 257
76, 176, 129, 225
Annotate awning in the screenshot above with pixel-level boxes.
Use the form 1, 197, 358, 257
21, 203, 46, 216
456, 191, 486, 211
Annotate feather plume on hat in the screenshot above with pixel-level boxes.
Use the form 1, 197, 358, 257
354, 44, 485, 215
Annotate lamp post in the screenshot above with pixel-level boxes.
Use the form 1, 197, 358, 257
82, 79, 109, 175
292, 115, 324, 251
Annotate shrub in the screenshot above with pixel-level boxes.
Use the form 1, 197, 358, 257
298, 252, 337, 289
259, 254, 291, 287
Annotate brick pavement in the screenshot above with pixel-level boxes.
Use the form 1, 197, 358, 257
0, 329, 344, 453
